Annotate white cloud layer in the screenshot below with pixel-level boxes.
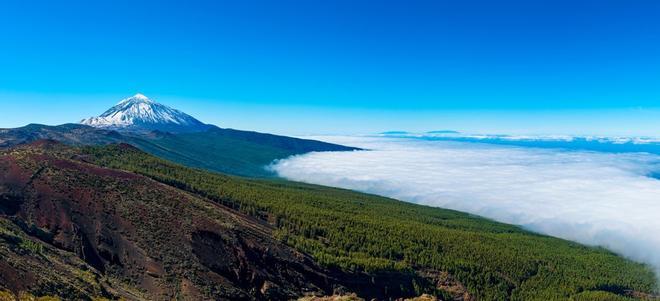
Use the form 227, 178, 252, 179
271, 136, 660, 275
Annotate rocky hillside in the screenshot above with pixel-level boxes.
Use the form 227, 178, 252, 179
0, 141, 657, 300
0, 141, 347, 300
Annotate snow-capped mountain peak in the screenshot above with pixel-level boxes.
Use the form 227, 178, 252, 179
80, 94, 210, 133
118, 93, 151, 104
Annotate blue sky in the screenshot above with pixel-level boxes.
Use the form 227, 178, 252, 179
1, 0, 659, 135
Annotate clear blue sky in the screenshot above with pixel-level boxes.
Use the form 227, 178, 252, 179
1, 0, 659, 135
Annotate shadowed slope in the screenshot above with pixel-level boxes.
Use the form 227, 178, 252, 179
0, 124, 359, 177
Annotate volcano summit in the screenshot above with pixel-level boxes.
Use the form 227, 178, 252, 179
80, 94, 210, 133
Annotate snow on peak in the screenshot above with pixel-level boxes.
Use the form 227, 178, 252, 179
117, 93, 153, 105
132, 93, 148, 100
80, 94, 208, 132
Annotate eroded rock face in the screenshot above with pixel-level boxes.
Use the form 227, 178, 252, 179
0, 142, 338, 300
419, 270, 474, 301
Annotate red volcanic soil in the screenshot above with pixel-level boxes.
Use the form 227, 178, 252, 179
0, 143, 342, 300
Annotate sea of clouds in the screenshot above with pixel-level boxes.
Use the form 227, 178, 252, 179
271, 136, 660, 275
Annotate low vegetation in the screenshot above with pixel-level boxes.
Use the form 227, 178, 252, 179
128, 127, 358, 177
0, 290, 116, 301
83, 144, 658, 300
0, 124, 358, 178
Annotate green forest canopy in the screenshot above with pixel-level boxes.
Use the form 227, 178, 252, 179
83, 144, 658, 300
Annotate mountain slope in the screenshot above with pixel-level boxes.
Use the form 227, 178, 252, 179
0, 123, 126, 147
129, 127, 359, 177
0, 141, 657, 300
80, 94, 210, 133
0, 123, 359, 177
0, 141, 354, 300
84, 143, 658, 301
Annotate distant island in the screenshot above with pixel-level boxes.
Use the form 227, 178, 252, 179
427, 130, 461, 134
379, 131, 411, 135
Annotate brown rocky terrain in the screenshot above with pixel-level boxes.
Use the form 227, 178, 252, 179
0, 140, 345, 300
